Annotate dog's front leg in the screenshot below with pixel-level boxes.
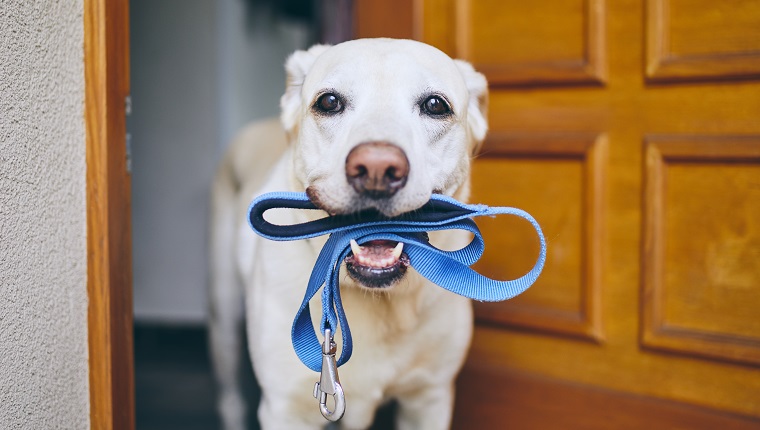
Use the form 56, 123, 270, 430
395, 384, 455, 430
257, 392, 329, 430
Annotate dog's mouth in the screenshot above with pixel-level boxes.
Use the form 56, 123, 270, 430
345, 239, 410, 289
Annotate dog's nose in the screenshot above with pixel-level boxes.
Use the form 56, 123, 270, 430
345, 142, 409, 199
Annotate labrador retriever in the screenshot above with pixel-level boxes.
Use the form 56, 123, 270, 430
209, 38, 488, 430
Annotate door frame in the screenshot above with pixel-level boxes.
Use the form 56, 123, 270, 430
84, 0, 134, 429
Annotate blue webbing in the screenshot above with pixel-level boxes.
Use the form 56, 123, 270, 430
248, 191, 546, 372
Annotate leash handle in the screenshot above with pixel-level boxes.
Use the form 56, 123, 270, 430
248, 191, 483, 241
248, 192, 547, 372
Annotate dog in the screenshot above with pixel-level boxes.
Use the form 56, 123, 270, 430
209, 38, 488, 430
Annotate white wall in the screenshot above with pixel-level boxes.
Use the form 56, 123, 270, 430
130, 0, 313, 323
0, 1, 90, 428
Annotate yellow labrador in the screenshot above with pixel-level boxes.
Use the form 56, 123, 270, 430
210, 38, 488, 430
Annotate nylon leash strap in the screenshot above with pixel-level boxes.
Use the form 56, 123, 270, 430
248, 191, 547, 373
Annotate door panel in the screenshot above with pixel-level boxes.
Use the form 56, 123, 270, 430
356, 0, 760, 427
646, 0, 760, 81
472, 134, 606, 341
454, 0, 606, 85
643, 136, 760, 366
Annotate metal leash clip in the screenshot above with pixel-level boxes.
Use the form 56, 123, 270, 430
313, 328, 346, 421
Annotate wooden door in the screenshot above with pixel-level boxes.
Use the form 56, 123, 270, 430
356, 0, 760, 428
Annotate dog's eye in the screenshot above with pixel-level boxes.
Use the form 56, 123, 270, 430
314, 93, 344, 114
421, 95, 451, 116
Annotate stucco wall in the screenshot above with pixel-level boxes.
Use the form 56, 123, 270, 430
0, 1, 90, 428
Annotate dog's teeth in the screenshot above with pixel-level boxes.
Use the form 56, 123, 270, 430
391, 242, 404, 260
350, 239, 363, 256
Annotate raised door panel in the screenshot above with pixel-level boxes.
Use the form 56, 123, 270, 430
471, 134, 605, 340
420, 0, 606, 85
642, 136, 760, 365
646, 0, 760, 81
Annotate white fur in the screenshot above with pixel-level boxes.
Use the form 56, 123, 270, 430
210, 38, 488, 430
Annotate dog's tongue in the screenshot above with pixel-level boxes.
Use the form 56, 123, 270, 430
349, 239, 404, 269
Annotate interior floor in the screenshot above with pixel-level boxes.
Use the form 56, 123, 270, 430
134, 324, 395, 429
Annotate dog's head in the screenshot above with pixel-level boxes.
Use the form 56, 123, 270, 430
280, 39, 488, 288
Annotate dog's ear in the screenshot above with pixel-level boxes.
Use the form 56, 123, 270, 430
454, 59, 489, 154
280, 44, 332, 136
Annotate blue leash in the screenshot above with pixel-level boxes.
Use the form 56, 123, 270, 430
247, 191, 547, 373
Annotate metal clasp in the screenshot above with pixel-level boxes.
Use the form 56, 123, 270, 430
312, 328, 346, 421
